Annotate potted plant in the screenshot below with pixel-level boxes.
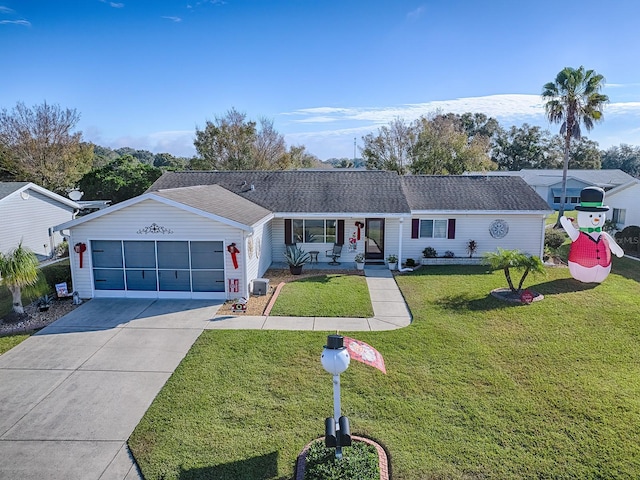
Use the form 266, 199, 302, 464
422, 246, 437, 265
283, 246, 310, 275
467, 239, 478, 258
354, 253, 365, 270
386, 254, 398, 270
37, 294, 53, 312
444, 250, 455, 258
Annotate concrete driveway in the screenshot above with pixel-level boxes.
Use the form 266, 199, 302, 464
0, 298, 222, 480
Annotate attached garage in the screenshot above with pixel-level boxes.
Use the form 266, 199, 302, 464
54, 185, 273, 301
91, 240, 225, 297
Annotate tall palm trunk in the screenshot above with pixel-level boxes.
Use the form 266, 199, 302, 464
503, 267, 516, 293
556, 134, 571, 227
8, 285, 24, 314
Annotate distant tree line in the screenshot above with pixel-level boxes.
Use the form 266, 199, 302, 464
1, 100, 638, 207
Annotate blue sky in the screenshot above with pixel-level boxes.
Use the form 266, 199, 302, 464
2, 0, 640, 160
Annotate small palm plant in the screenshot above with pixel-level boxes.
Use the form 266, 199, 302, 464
0, 243, 39, 314
283, 246, 310, 274
483, 248, 545, 293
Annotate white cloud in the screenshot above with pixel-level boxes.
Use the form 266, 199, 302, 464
407, 5, 426, 20
99, 0, 124, 8
162, 16, 182, 22
0, 19, 30, 26
0, 6, 15, 13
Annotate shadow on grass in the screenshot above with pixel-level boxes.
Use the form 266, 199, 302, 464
178, 451, 286, 480
406, 265, 493, 276
530, 278, 600, 296
435, 292, 519, 311
292, 275, 342, 284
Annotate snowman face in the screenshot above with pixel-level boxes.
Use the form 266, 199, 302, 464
577, 211, 604, 228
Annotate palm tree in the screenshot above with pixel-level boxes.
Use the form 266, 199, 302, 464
483, 248, 545, 293
0, 243, 39, 314
542, 66, 608, 224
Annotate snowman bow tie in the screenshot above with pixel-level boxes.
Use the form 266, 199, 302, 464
580, 227, 602, 233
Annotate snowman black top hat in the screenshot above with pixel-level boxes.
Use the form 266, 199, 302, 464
574, 186, 610, 212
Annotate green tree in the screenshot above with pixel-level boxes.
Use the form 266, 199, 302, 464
78, 155, 162, 203
361, 117, 418, 174
193, 108, 257, 170
0, 101, 93, 193
0, 243, 39, 314
410, 114, 494, 174
483, 248, 545, 293
492, 124, 557, 170
549, 136, 602, 169
542, 66, 609, 221
601, 144, 640, 177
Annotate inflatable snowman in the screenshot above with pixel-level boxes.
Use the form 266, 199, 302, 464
560, 186, 624, 283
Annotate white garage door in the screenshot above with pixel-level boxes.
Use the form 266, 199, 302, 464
91, 240, 226, 298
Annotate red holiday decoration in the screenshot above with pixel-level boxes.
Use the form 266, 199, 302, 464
354, 221, 364, 240
74, 242, 87, 268
227, 243, 240, 269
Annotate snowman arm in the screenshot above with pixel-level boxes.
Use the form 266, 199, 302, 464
559, 216, 579, 241
603, 232, 625, 257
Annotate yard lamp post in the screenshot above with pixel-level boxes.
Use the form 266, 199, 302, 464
321, 334, 352, 459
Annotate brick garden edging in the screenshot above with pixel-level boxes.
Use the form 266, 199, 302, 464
295, 436, 389, 480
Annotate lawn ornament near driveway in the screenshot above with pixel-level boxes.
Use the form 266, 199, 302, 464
560, 187, 624, 283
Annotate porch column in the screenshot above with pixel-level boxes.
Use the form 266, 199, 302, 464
398, 217, 404, 264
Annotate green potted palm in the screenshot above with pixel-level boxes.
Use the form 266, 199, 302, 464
283, 246, 310, 275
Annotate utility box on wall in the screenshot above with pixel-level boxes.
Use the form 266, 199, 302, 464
252, 278, 269, 295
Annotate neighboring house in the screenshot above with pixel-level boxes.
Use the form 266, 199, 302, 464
0, 182, 79, 260
466, 169, 636, 210
54, 171, 551, 301
605, 179, 640, 229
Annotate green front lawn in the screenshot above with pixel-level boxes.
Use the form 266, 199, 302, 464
269, 274, 373, 317
129, 258, 640, 479
0, 334, 29, 354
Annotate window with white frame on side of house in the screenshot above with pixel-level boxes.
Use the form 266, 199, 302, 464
419, 219, 447, 238
411, 218, 456, 239
612, 208, 626, 226
292, 219, 337, 243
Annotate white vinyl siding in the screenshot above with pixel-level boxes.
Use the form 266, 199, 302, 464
0, 188, 75, 257
66, 199, 244, 300
402, 214, 546, 262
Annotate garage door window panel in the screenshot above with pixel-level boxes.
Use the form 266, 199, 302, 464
92, 240, 123, 268
192, 270, 225, 292
158, 242, 190, 269
126, 269, 158, 290
191, 241, 224, 269
94, 269, 125, 290
124, 241, 156, 268
159, 269, 191, 291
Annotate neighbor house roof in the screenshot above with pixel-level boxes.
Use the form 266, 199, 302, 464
466, 169, 635, 189
402, 175, 551, 212
148, 170, 412, 214
0, 182, 80, 209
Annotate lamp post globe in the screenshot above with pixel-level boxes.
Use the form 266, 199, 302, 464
321, 334, 350, 375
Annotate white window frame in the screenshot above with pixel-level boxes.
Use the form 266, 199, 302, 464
419, 219, 448, 239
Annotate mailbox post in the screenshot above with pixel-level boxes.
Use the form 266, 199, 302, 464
321, 334, 352, 459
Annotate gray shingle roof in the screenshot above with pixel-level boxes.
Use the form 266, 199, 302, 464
149, 170, 411, 214
402, 175, 551, 211
149, 171, 550, 213
154, 185, 272, 226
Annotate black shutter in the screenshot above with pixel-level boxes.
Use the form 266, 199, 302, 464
447, 219, 456, 239
284, 219, 292, 244
411, 219, 420, 239
336, 220, 345, 245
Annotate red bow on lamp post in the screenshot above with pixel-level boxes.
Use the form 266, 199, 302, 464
354, 222, 364, 240
227, 243, 240, 269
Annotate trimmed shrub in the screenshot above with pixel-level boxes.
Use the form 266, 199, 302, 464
304, 440, 379, 480
545, 228, 567, 250
405, 258, 417, 267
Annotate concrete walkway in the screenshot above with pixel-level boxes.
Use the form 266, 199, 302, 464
0, 267, 410, 479
207, 267, 412, 331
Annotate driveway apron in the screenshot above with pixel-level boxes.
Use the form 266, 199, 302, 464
0, 298, 222, 480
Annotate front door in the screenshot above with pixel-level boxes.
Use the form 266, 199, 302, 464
365, 218, 385, 261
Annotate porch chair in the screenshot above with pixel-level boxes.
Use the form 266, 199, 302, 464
325, 244, 342, 265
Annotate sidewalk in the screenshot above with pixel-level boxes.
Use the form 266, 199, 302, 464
206, 267, 412, 331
